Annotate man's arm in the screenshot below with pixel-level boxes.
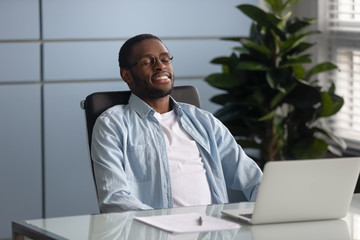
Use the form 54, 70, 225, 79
213, 117, 263, 201
91, 115, 152, 212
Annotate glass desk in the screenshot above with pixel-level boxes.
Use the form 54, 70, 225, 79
13, 194, 360, 240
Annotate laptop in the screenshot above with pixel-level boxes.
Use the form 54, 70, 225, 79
221, 157, 360, 224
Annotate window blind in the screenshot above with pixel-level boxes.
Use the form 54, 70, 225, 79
326, 0, 360, 148
329, 0, 360, 31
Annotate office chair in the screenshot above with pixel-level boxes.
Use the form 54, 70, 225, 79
80, 85, 201, 210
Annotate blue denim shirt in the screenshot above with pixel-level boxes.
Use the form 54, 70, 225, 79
91, 93, 262, 213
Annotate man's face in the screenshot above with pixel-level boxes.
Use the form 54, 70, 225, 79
122, 39, 174, 100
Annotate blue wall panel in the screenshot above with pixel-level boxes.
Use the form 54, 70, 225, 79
44, 82, 128, 217
44, 41, 122, 81
166, 39, 237, 78
0, 85, 42, 237
0, 0, 39, 40
0, 43, 40, 82
43, 39, 236, 81
42, 0, 253, 39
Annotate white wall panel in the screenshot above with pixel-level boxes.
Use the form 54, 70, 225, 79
42, 0, 254, 39
0, 43, 40, 82
0, 0, 39, 40
0, 85, 42, 238
44, 82, 128, 217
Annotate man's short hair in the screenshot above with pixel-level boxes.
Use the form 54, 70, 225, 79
118, 34, 162, 70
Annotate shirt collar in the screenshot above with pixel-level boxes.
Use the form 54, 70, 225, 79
128, 93, 183, 118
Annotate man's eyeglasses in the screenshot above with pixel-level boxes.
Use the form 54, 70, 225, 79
126, 53, 173, 69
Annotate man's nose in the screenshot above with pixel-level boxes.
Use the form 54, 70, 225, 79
153, 58, 166, 70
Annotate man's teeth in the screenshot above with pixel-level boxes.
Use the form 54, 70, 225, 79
157, 76, 169, 79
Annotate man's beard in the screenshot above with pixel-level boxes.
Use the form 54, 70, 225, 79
130, 71, 174, 99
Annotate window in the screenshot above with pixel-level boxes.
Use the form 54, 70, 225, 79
323, 0, 360, 149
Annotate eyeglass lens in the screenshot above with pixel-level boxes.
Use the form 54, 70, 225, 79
140, 53, 173, 67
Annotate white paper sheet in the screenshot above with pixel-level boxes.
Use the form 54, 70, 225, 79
134, 212, 240, 234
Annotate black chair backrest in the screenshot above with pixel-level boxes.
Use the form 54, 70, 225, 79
81, 85, 201, 149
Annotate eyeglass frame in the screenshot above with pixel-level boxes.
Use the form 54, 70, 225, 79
125, 52, 174, 69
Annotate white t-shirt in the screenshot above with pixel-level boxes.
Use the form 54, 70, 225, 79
154, 110, 212, 207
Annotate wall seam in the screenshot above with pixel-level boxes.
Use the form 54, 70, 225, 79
39, 0, 46, 219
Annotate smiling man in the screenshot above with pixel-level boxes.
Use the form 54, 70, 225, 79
119, 35, 174, 113
91, 34, 262, 213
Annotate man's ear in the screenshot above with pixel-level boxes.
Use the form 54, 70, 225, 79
120, 69, 132, 84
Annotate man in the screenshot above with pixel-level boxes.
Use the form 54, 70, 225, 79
91, 34, 262, 213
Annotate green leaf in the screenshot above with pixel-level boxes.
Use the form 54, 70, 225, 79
328, 93, 344, 115
213, 103, 250, 122
221, 36, 242, 42
280, 54, 312, 67
237, 4, 269, 27
265, 0, 286, 15
283, 81, 322, 109
266, 70, 287, 92
233, 47, 249, 54
286, 18, 316, 34
280, 34, 307, 55
312, 127, 347, 150
319, 91, 344, 119
270, 92, 287, 108
283, 0, 300, 10
214, 110, 240, 122
210, 94, 238, 105
258, 110, 276, 121
291, 138, 328, 159
237, 61, 270, 71
265, 0, 282, 9
240, 39, 271, 57
237, 4, 286, 40
281, 11, 292, 25
265, 0, 276, 6
205, 73, 240, 89
210, 57, 231, 65
305, 62, 339, 80
266, 71, 277, 89
292, 64, 305, 79
287, 42, 314, 56
268, 20, 287, 41
268, 12, 284, 26
249, 23, 263, 43
222, 65, 230, 74
329, 82, 336, 93
321, 92, 334, 117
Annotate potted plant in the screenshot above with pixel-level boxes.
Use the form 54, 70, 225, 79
205, 0, 346, 167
